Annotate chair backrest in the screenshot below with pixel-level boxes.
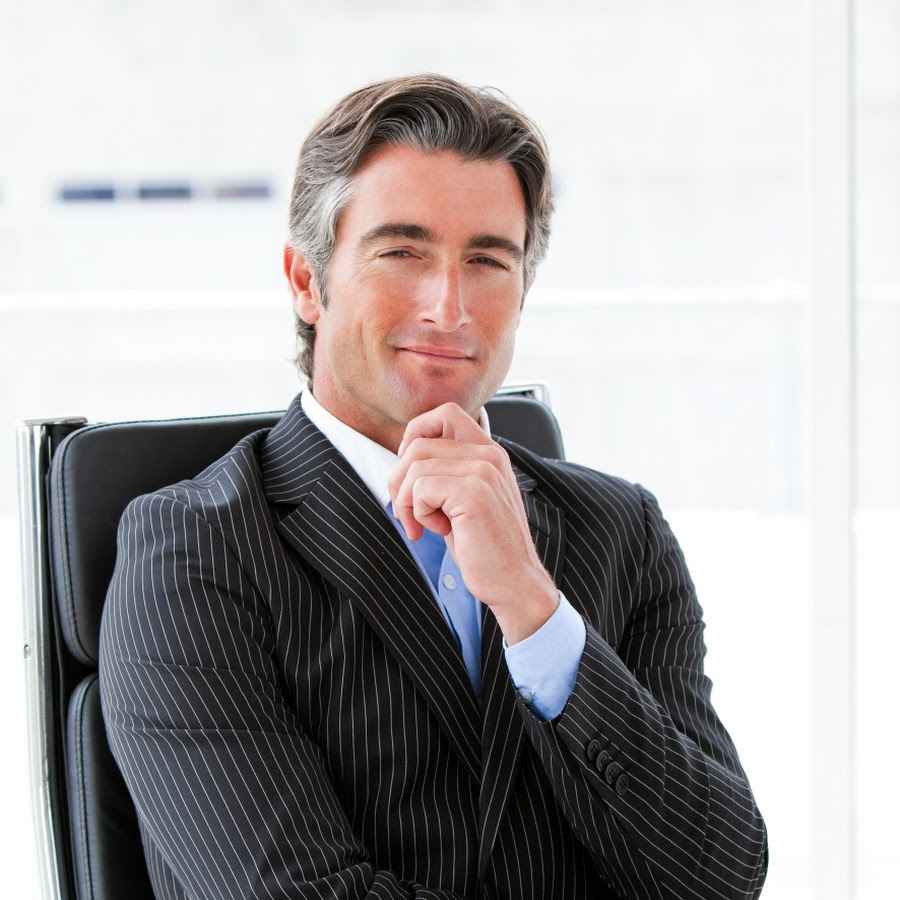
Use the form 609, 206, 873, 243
18, 385, 565, 900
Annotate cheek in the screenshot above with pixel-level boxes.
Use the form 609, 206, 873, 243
489, 315, 520, 366
492, 328, 517, 366
485, 299, 521, 339
357, 278, 416, 331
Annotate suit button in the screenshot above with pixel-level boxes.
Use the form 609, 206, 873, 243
585, 737, 604, 763
593, 749, 612, 774
614, 772, 631, 796
604, 761, 624, 786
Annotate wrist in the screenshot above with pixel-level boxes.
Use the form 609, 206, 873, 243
493, 572, 559, 647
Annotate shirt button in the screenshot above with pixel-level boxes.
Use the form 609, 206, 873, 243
442, 573, 456, 589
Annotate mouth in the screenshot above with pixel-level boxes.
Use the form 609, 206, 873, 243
399, 348, 473, 362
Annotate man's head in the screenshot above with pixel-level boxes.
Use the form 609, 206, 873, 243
283, 73, 554, 450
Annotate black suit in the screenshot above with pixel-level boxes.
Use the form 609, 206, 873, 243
98, 391, 768, 899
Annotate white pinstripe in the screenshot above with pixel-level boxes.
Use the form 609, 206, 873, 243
98, 391, 767, 899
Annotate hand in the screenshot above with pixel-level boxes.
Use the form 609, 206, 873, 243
387, 402, 558, 640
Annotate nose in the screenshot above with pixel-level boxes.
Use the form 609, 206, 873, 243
420, 262, 471, 331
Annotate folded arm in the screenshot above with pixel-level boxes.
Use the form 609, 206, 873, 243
515, 484, 768, 899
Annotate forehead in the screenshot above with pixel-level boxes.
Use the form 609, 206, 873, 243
337, 143, 527, 245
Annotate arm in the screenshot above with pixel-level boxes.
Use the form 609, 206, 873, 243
98, 491, 472, 900
514, 485, 768, 900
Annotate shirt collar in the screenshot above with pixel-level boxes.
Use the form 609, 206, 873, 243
299, 388, 492, 510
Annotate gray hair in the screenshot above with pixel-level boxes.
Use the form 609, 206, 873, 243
287, 73, 555, 387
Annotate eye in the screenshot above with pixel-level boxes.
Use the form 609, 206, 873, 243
381, 249, 415, 259
471, 256, 507, 270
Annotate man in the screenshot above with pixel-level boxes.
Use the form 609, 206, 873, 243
99, 74, 768, 899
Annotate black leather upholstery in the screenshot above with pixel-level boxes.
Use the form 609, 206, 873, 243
45, 394, 564, 900
66, 676, 156, 900
49, 410, 285, 666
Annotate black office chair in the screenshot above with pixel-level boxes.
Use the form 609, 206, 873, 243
17, 384, 565, 900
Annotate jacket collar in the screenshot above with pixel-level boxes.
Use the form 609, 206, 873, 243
260, 391, 561, 880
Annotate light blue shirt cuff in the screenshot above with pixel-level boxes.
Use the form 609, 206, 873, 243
502, 590, 587, 720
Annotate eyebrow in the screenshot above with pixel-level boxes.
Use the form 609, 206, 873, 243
358, 222, 524, 263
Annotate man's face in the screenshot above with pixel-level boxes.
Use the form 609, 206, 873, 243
284, 142, 527, 452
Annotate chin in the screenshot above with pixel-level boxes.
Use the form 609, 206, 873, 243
390, 379, 477, 420
391, 353, 495, 406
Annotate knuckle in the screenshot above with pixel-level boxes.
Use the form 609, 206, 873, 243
476, 460, 495, 479
488, 443, 508, 464
483, 446, 507, 476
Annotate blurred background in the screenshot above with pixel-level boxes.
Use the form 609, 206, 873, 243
3, 1, 896, 897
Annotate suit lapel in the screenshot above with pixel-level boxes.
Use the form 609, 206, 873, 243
261, 395, 569, 874
262, 394, 483, 780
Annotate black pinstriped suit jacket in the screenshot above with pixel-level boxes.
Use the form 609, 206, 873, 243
98, 391, 768, 900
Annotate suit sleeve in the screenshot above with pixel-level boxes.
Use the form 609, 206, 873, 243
98, 491, 472, 900
514, 484, 768, 900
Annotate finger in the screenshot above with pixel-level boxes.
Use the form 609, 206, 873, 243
395, 485, 446, 542
395, 490, 451, 543
410, 503, 451, 540
394, 458, 493, 539
410, 474, 469, 538
396, 505, 449, 543
395, 460, 467, 541
388, 438, 499, 504
398, 402, 491, 456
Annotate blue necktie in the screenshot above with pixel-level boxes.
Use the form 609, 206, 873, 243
386, 500, 482, 696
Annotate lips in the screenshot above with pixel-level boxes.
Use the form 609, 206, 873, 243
400, 346, 471, 360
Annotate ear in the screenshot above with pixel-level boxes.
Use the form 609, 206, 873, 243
283, 244, 322, 326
